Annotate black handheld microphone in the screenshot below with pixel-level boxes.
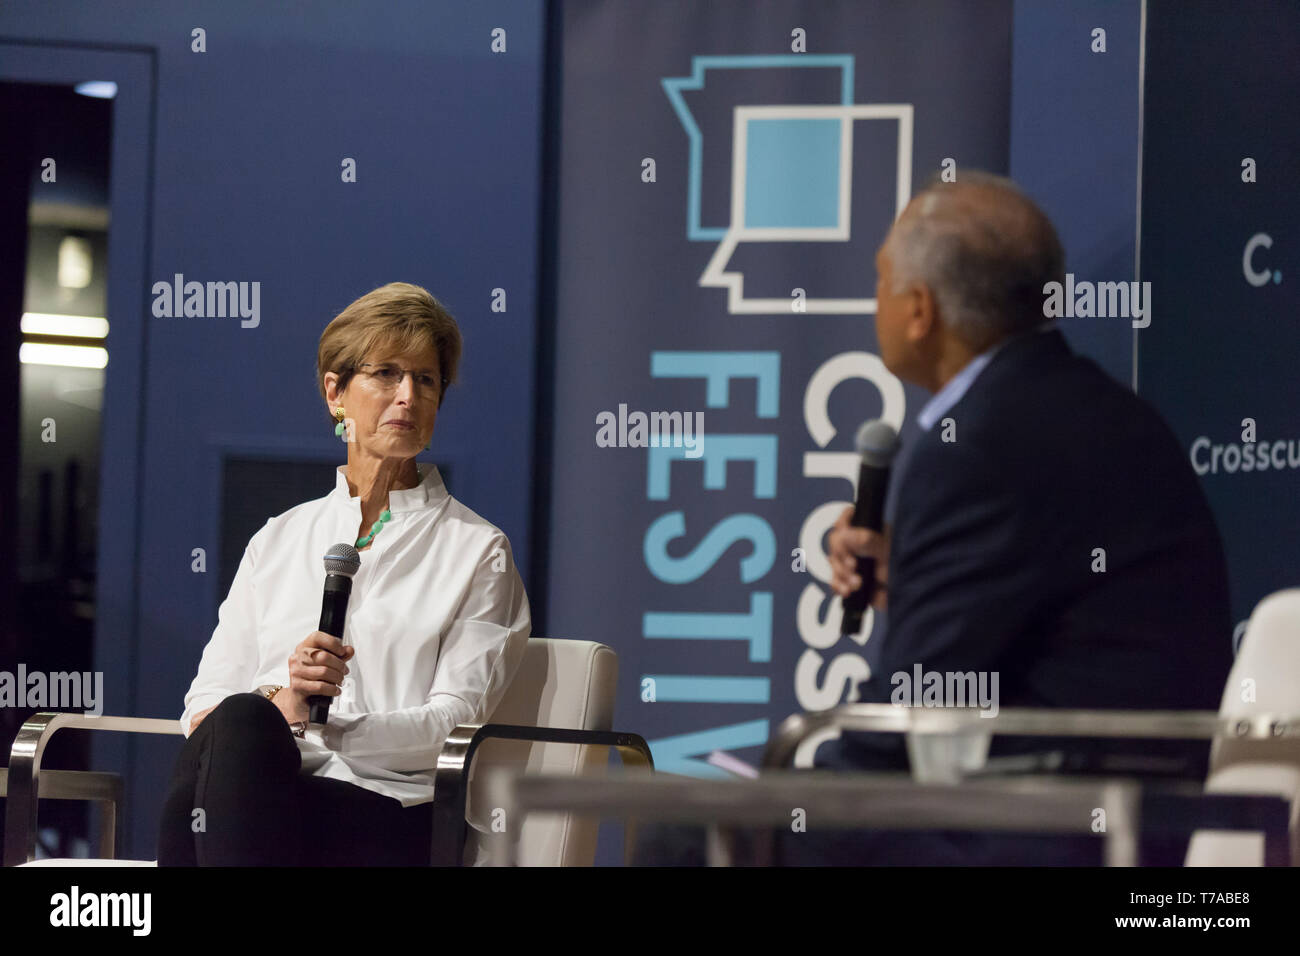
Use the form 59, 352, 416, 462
840, 420, 901, 637
308, 543, 361, 726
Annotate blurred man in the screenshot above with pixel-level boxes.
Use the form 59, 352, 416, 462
794, 172, 1232, 864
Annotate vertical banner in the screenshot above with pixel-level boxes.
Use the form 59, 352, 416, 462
546, 0, 1013, 774
1140, 0, 1300, 647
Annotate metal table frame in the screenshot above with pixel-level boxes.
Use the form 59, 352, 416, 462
760, 704, 1300, 865
761, 705, 1297, 771
484, 767, 1293, 866
484, 768, 1151, 865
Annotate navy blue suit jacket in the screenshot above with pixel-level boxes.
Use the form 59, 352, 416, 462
832, 328, 1233, 776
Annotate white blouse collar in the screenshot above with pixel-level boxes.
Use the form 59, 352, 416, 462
331, 462, 448, 513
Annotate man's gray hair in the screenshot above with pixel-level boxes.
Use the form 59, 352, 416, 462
885, 171, 1065, 352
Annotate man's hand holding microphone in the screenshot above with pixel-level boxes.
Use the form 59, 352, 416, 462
834, 419, 900, 636
830, 506, 891, 613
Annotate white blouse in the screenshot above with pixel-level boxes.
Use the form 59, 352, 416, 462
179, 462, 532, 807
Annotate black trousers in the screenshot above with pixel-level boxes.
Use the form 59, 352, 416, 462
158, 693, 434, 866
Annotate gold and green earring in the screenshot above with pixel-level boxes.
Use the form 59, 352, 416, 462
334, 406, 346, 437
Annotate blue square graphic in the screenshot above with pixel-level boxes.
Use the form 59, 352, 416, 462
743, 117, 842, 229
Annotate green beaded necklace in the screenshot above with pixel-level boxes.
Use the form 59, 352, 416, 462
356, 508, 392, 548
352, 463, 422, 549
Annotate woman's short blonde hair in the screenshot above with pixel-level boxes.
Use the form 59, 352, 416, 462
316, 282, 463, 413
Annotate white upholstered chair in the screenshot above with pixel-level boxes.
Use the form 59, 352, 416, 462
4, 638, 652, 867
1186, 589, 1300, 865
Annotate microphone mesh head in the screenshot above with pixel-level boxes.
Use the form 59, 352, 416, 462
855, 419, 901, 468
323, 543, 361, 577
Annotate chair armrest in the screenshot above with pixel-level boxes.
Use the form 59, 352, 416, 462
1138, 787, 1294, 866
4, 712, 183, 866
430, 723, 653, 866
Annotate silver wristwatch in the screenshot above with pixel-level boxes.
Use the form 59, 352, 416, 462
257, 684, 307, 738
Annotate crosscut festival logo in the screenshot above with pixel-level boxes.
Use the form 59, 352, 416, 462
636, 54, 915, 774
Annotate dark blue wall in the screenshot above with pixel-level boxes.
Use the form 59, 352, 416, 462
1, 0, 543, 856
1010, 0, 1140, 387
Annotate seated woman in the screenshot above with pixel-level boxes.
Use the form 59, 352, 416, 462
159, 282, 531, 866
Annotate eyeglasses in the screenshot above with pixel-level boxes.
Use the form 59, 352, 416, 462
356, 363, 446, 398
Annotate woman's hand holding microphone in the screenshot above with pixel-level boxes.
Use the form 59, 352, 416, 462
272, 631, 354, 724
187, 632, 353, 735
